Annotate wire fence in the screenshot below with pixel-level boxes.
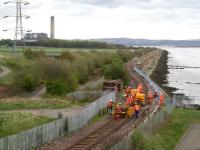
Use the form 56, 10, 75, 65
174, 94, 200, 109
111, 103, 175, 150
0, 91, 116, 150
67, 91, 116, 133
111, 67, 175, 150
67, 91, 109, 102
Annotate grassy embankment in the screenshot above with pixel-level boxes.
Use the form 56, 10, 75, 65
0, 112, 54, 138
132, 108, 200, 150
0, 98, 79, 110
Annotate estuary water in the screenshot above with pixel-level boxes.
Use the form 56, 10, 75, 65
160, 47, 200, 103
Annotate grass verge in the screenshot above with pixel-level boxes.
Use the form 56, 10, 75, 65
0, 98, 89, 110
133, 108, 200, 150
89, 108, 108, 124
0, 112, 54, 138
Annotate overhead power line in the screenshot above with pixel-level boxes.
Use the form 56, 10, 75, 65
3, 0, 31, 54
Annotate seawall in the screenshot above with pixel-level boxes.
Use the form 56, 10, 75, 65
150, 50, 177, 97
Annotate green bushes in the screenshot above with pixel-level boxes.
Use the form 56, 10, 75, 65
21, 76, 36, 92
103, 56, 129, 84
11, 64, 40, 92
60, 51, 76, 62
23, 48, 45, 59
37, 58, 78, 94
4, 49, 143, 96
116, 49, 135, 62
46, 80, 67, 96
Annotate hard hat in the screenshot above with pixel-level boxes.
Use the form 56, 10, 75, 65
109, 99, 113, 102
118, 102, 122, 105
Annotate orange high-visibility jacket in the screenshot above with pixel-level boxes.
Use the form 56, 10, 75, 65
147, 93, 153, 101
115, 106, 121, 113
134, 105, 140, 111
160, 94, 164, 105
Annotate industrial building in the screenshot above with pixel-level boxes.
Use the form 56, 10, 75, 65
24, 33, 48, 41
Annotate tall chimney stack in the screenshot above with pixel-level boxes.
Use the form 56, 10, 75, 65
50, 16, 55, 39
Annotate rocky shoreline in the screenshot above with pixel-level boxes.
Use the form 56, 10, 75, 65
150, 50, 177, 97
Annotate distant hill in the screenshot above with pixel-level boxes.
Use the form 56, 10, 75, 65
94, 38, 200, 47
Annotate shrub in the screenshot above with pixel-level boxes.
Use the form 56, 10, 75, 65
11, 66, 40, 93
23, 48, 45, 59
38, 58, 78, 94
21, 76, 35, 92
46, 80, 67, 96
60, 51, 76, 62
117, 49, 134, 62
103, 57, 128, 81
5, 57, 30, 69
73, 60, 90, 84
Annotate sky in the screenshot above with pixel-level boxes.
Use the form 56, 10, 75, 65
1, 0, 200, 40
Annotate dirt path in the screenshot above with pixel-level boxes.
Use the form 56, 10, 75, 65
0, 105, 85, 118
27, 87, 47, 100
128, 49, 162, 76
176, 124, 200, 150
78, 76, 104, 90
0, 66, 11, 78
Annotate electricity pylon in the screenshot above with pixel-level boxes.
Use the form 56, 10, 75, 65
3, 0, 30, 54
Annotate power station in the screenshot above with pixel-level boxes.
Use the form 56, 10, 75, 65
50, 16, 55, 39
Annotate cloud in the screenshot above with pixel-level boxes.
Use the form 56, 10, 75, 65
55, 0, 200, 9
55, 0, 152, 9
1, 0, 200, 40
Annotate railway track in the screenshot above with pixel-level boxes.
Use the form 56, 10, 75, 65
66, 118, 130, 150
66, 60, 157, 150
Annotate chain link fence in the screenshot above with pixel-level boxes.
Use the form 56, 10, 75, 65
111, 67, 175, 150
174, 94, 200, 109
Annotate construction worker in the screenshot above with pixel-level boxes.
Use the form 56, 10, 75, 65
159, 93, 164, 106
133, 102, 141, 118
137, 83, 143, 93
125, 96, 131, 106
127, 106, 134, 118
125, 86, 131, 95
147, 91, 153, 105
114, 103, 121, 120
107, 99, 113, 115
154, 91, 158, 98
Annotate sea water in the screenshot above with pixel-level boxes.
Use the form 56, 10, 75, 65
160, 47, 200, 104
